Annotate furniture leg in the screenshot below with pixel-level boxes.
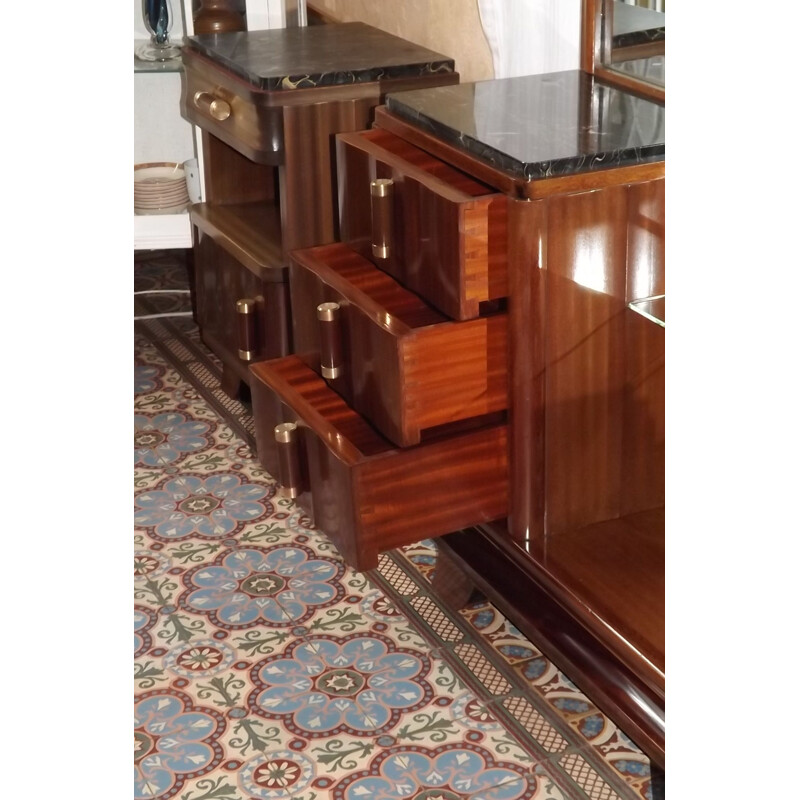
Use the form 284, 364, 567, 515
431, 542, 483, 609
220, 363, 243, 399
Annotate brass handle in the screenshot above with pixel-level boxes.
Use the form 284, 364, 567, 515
236, 298, 257, 361
274, 422, 302, 499
317, 302, 343, 380
193, 90, 232, 122
370, 178, 394, 259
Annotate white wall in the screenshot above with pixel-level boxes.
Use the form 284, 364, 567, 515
477, 0, 581, 79
309, 0, 495, 83
134, 73, 196, 165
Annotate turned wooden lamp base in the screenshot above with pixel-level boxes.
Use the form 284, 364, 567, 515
193, 0, 246, 34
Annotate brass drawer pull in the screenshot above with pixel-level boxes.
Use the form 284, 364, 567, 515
370, 178, 394, 259
274, 422, 302, 498
236, 298, 257, 361
317, 302, 343, 380
193, 90, 232, 122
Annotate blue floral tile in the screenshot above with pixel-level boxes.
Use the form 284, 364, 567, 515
248, 633, 435, 738
135, 473, 273, 541
135, 363, 165, 394
179, 545, 346, 629
134, 689, 227, 800
135, 412, 214, 467
135, 605, 159, 658
333, 745, 535, 800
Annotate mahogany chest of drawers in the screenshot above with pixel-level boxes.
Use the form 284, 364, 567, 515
251, 70, 665, 769
250, 123, 513, 570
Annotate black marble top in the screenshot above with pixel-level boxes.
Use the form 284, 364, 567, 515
385, 70, 664, 181
185, 23, 455, 91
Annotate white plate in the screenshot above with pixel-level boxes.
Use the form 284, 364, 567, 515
134, 202, 189, 216
134, 188, 190, 203
134, 163, 186, 184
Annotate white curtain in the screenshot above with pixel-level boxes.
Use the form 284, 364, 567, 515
476, 0, 582, 79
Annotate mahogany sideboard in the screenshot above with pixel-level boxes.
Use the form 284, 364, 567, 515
387, 75, 665, 769
250, 70, 665, 768
178, 23, 458, 398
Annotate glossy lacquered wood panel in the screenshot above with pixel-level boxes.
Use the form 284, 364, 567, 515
181, 53, 285, 164
435, 525, 664, 768
542, 508, 664, 678
507, 177, 665, 543
193, 228, 291, 392
289, 243, 508, 447
191, 202, 283, 281
250, 356, 509, 571
279, 97, 380, 254
500, 174, 665, 765
337, 128, 507, 320
200, 132, 278, 207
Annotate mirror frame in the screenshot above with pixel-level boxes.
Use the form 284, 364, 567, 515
581, 0, 665, 104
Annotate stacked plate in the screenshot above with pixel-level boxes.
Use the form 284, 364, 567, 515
134, 162, 190, 214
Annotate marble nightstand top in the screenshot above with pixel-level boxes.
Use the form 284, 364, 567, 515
386, 70, 665, 181
185, 23, 455, 91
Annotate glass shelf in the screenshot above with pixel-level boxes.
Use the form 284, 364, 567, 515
628, 294, 665, 327
134, 39, 184, 73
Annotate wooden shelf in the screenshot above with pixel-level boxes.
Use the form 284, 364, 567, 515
190, 201, 285, 279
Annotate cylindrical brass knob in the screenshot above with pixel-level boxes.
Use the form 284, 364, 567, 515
274, 422, 302, 499
370, 178, 394, 260
317, 302, 343, 380
193, 91, 232, 122
236, 298, 257, 361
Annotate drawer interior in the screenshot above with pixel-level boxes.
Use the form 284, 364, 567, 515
351, 128, 497, 199
289, 243, 509, 447
250, 356, 509, 570
337, 127, 509, 320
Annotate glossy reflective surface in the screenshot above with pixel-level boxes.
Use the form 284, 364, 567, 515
629, 294, 665, 327
386, 70, 665, 180
604, 0, 665, 89
185, 22, 455, 90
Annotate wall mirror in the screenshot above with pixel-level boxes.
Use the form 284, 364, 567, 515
583, 0, 665, 102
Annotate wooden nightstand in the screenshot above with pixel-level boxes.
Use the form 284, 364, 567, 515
179, 23, 458, 398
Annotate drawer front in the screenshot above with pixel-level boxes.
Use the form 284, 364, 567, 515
195, 230, 291, 379
181, 57, 284, 165
290, 243, 508, 447
337, 128, 508, 320
250, 356, 508, 571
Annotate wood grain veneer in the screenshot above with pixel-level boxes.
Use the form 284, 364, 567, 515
435, 523, 665, 768
250, 355, 508, 570
506, 178, 664, 544
191, 202, 284, 280
289, 243, 508, 446
193, 227, 291, 394
181, 45, 459, 398
337, 128, 507, 320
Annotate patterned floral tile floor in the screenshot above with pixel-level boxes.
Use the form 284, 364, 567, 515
134, 251, 660, 800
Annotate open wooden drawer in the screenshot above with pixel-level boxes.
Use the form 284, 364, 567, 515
250, 355, 508, 571
336, 128, 507, 320
289, 243, 508, 447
